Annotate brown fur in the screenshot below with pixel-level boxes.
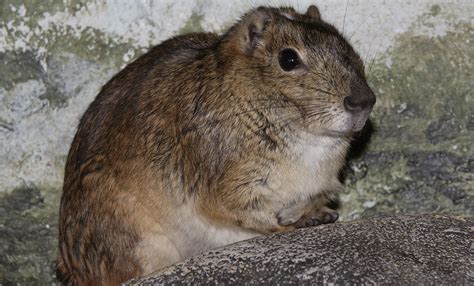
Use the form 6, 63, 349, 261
58, 5, 375, 285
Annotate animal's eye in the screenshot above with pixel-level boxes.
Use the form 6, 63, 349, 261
278, 48, 300, 71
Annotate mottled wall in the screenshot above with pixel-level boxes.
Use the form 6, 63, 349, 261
0, 0, 472, 283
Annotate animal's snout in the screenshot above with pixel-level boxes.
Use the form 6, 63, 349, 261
344, 81, 376, 113
343, 94, 375, 113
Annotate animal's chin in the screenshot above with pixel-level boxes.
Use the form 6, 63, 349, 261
346, 113, 371, 133
314, 129, 353, 138
341, 122, 367, 135
351, 121, 367, 132
323, 118, 369, 137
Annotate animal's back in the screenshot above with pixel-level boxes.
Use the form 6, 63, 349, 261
57, 32, 220, 285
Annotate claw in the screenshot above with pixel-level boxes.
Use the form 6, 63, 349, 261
294, 207, 339, 229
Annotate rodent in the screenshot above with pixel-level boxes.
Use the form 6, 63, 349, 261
57, 5, 376, 285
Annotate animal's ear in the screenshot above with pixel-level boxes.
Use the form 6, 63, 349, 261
234, 7, 274, 55
305, 5, 321, 21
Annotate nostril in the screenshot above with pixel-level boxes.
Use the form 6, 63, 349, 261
344, 96, 363, 112
348, 81, 377, 113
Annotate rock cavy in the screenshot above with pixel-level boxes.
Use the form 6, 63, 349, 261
58, 5, 376, 285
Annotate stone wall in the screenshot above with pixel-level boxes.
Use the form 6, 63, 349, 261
0, 0, 472, 283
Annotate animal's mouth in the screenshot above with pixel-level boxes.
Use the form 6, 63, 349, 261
351, 114, 370, 132
324, 109, 372, 135
348, 106, 373, 132
316, 129, 354, 138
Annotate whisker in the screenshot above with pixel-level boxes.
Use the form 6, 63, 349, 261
364, 5, 395, 71
306, 110, 331, 119
231, 104, 295, 117
246, 95, 333, 103
308, 88, 337, 97
263, 114, 302, 130
342, 0, 350, 36
245, 98, 332, 105
349, 13, 370, 42
367, 36, 384, 74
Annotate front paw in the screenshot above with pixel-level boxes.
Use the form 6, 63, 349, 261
293, 207, 339, 229
277, 207, 303, 226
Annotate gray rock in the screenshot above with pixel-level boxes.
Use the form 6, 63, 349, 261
128, 214, 473, 285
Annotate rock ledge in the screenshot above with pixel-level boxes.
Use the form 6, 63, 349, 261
128, 214, 473, 285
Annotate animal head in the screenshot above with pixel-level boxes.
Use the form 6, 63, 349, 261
219, 5, 376, 136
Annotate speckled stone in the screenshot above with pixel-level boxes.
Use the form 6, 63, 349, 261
127, 214, 473, 285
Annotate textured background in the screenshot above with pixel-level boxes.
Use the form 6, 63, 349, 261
0, 0, 473, 283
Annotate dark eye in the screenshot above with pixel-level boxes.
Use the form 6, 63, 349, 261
278, 48, 300, 71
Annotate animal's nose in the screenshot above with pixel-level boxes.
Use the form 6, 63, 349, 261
344, 82, 376, 113
343, 95, 375, 112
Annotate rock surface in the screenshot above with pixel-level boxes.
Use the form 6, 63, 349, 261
128, 214, 473, 285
